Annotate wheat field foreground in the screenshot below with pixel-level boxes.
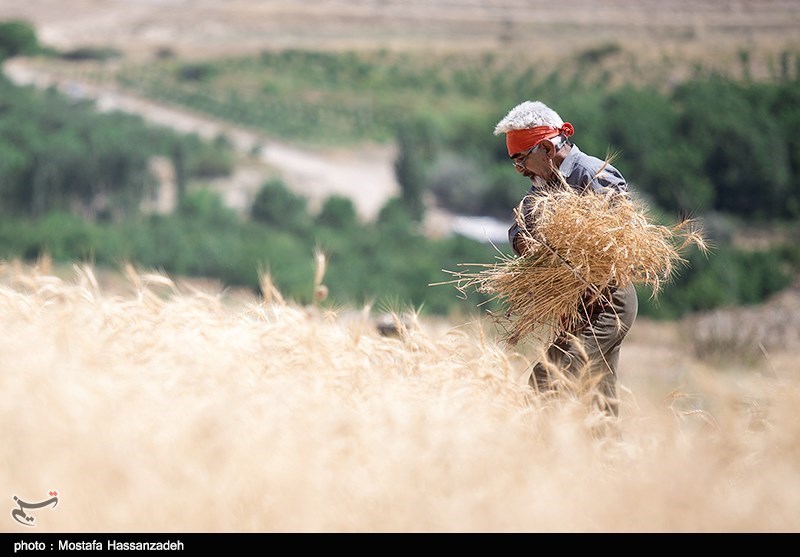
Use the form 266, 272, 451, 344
2, 261, 798, 533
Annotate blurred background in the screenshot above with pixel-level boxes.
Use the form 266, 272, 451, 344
1, 0, 799, 323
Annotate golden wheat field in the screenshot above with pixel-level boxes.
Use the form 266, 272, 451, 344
2, 258, 799, 533
2, 0, 800, 537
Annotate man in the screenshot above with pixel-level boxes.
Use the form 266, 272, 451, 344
494, 100, 638, 416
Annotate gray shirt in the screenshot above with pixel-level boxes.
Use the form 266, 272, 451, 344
508, 145, 628, 255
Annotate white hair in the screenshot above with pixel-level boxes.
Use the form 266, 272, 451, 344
493, 101, 564, 135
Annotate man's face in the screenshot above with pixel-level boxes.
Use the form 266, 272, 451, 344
511, 141, 553, 180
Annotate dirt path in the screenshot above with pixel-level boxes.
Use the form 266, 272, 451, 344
3, 57, 400, 222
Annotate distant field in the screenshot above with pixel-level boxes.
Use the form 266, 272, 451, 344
1, 0, 799, 77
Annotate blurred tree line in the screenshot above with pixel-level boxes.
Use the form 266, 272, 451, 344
0, 184, 496, 315
0, 81, 234, 221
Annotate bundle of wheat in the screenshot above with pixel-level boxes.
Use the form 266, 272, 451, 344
442, 185, 706, 345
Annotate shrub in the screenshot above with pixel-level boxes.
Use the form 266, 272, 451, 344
60, 46, 121, 61
0, 19, 39, 59
250, 178, 312, 234
317, 195, 358, 230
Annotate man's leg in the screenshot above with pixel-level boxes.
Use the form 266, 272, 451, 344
529, 284, 638, 415
575, 283, 638, 415
529, 338, 573, 393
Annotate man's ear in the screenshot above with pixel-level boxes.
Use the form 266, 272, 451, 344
540, 139, 557, 160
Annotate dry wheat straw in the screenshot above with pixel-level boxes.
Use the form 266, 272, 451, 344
441, 185, 706, 345
3, 259, 800, 532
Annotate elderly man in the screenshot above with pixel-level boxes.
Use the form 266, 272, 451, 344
494, 100, 638, 416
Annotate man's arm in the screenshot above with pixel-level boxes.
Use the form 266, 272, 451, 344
508, 221, 527, 256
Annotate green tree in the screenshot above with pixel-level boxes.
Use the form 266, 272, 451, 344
250, 178, 312, 234
394, 117, 440, 222
674, 78, 791, 219
317, 195, 357, 230
0, 19, 39, 60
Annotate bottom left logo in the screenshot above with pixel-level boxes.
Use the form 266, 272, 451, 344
11, 491, 59, 527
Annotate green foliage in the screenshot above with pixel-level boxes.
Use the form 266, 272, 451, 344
550, 90, 608, 158
178, 189, 239, 227
60, 47, 121, 61
481, 164, 528, 220
375, 198, 415, 238
674, 78, 793, 219
0, 78, 235, 220
317, 195, 357, 230
177, 63, 217, 82
638, 244, 794, 319
250, 178, 312, 234
0, 212, 99, 262
0, 19, 39, 59
186, 144, 235, 178
310, 197, 497, 314
0, 188, 500, 316
115, 50, 508, 146
394, 116, 442, 221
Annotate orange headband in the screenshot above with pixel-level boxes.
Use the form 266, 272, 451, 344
506, 123, 574, 156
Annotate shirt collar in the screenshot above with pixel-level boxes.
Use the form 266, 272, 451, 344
559, 144, 581, 176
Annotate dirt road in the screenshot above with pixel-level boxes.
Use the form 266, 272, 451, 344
3, 57, 400, 222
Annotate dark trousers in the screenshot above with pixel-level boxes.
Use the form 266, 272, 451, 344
529, 283, 638, 416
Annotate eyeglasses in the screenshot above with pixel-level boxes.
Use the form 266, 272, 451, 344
511, 144, 540, 170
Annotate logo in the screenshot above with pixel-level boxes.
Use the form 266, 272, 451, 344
11, 491, 58, 527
